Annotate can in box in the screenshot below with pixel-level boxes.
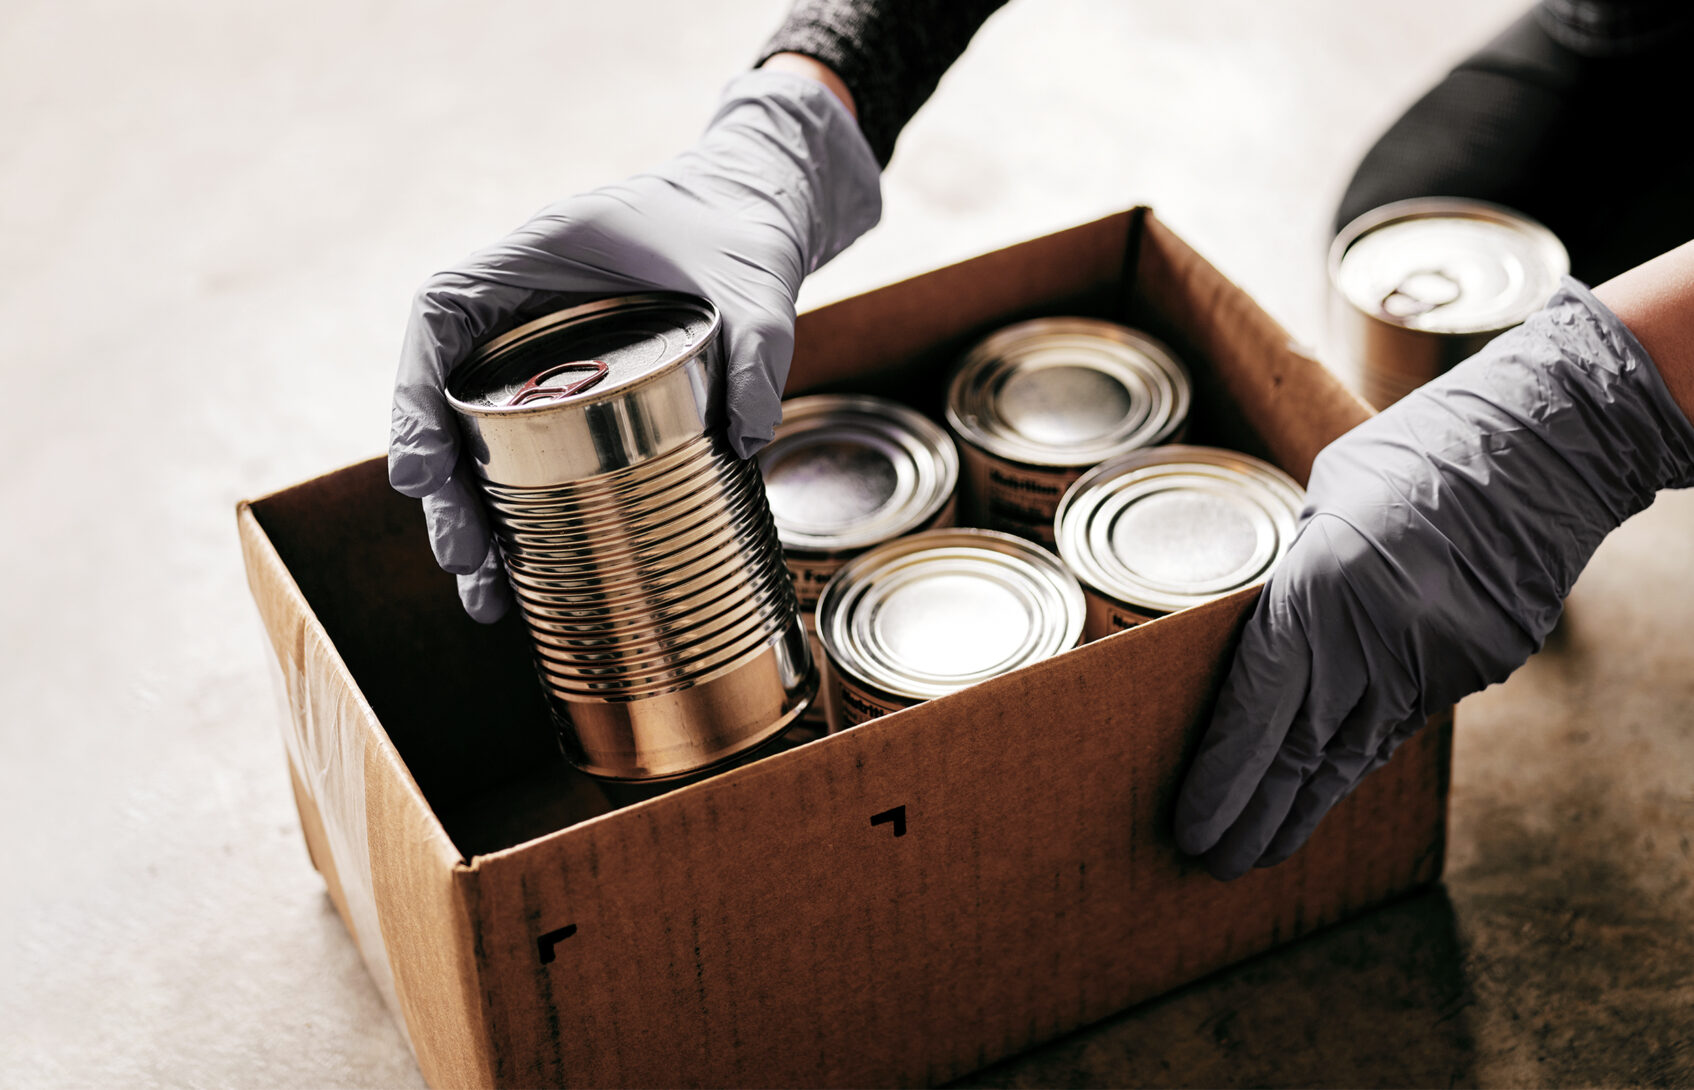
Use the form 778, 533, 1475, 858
945, 317, 1191, 546
1054, 445, 1305, 640
446, 292, 814, 781
816, 528, 1085, 728
759, 394, 960, 737
1329, 197, 1568, 409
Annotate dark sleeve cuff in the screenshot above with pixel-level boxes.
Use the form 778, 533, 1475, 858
758, 0, 1010, 166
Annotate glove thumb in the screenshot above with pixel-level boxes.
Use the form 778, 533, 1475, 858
720, 291, 797, 459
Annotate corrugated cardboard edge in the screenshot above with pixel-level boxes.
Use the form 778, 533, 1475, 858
237, 499, 498, 1088
1131, 214, 1372, 485
429, 211, 1451, 1087
455, 588, 1451, 1088
789, 210, 1136, 394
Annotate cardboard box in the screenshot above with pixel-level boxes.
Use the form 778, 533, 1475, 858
239, 209, 1451, 1089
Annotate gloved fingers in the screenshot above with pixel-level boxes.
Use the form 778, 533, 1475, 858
464, 202, 677, 298
420, 465, 493, 576
1178, 517, 1387, 875
390, 207, 684, 502
718, 287, 798, 459
1253, 708, 1425, 869
1196, 739, 1316, 881
1171, 584, 1313, 856
456, 542, 513, 625
1174, 512, 1392, 855
390, 272, 535, 499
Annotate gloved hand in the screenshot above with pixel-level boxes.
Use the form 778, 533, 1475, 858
388, 70, 882, 622
1175, 279, 1694, 880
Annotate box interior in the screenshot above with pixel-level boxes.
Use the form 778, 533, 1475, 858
249, 209, 1322, 862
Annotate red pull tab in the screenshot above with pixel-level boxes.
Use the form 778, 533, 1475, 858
508, 360, 610, 406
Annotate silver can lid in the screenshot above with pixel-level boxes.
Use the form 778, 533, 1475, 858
446, 292, 718, 412
759, 395, 959, 555
817, 528, 1085, 702
945, 318, 1191, 468
1055, 445, 1306, 617
1331, 198, 1568, 335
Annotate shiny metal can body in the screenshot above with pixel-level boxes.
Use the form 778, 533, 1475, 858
816, 529, 1085, 728
945, 318, 1191, 547
1054, 445, 1305, 641
759, 394, 960, 739
1329, 198, 1569, 409
446, 293, 814, 781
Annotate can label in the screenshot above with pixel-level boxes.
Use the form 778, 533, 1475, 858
1083, 586, 1163, 643
787, 553, 850, 611
785, 489, 958, 612
962, 446, 1080, 547
833, 671, 914, 728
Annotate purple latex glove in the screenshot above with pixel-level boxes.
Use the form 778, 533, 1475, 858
389, 70, 881, 622
1175, 279, 1694, 880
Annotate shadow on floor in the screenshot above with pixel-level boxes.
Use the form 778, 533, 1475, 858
957, 885, 1476, 1089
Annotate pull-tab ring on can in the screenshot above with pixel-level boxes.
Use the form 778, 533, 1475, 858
507, 360, 610, 405
1330, 198, 1568, 409
1379, 268, 1462, 320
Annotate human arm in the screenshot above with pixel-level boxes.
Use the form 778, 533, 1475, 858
1594, 239, 1694, 420
387, 66, 881, 621
1174, 244, 1694, 880
388, 1, 1010, 622
759, 0, 1010, 165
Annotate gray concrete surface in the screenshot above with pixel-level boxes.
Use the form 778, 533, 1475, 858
3, 0, 1690, 1086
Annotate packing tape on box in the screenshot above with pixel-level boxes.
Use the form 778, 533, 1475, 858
261, 618, 402, 1023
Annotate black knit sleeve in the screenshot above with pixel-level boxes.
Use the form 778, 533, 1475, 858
758, 0, 1011, 166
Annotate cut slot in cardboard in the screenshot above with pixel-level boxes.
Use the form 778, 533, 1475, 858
239, 208, 1451, 1089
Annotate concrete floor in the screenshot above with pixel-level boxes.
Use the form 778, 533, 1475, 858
3, 0, 1691, 1086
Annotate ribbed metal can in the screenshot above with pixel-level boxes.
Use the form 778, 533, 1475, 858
945, 318, 1191, 547
1054, 445, 1305, 640
816, 529, 1085, 729
446, 292, 814, 781
1329, 198, 1568, 409
758, 394, 960, 739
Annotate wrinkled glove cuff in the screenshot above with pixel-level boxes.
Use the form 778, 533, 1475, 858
1537, 277, 1694, 496
1329, 276, 1694, 660
706, 70, 883, 277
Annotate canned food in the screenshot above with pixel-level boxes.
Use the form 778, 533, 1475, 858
1054, 445, 1305, 641
446, 292, 815, 781
1330, 198, 1569, 409
816, 529, 1085, 728
945, 318, 1191, 546
759, 394, 961, 740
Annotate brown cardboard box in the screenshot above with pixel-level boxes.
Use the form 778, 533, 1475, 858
239, 208, 1451, 1089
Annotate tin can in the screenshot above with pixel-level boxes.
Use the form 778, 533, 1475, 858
1329, 198, 1569, 409
1054, 445, 1306, 641
759, 394, 961, 740
816, 529, 1086, 728
446, 292, 815, 781
945, 318, 1191, 547
761, 395, 961, 609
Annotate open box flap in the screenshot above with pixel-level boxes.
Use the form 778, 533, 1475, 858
238, 498, 498, 1087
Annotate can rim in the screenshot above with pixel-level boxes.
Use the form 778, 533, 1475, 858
1054, 445, 1305, 616
816, 527, 1085, 701
445, 291, 721, 416
761, 394, 960, 554
944, 318, 1191, 468
1327, 197, 1569, 336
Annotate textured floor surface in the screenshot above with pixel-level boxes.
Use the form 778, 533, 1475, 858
3, 0, 1691, 1086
